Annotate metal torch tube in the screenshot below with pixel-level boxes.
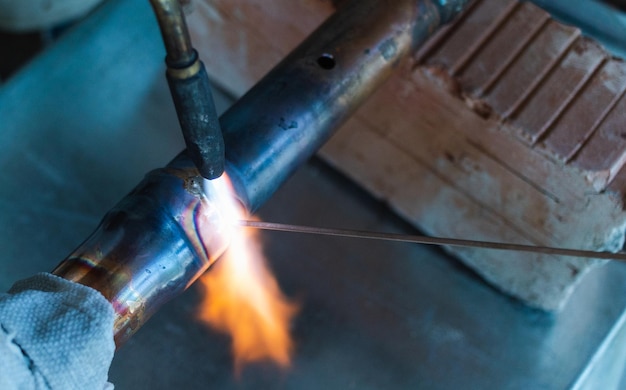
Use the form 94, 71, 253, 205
52, 0, 470, 346
148, 0, 195, 67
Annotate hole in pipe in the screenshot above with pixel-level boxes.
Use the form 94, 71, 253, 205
317, 54, 336, 70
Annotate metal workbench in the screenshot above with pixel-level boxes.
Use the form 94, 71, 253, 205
1, 0, 625, 388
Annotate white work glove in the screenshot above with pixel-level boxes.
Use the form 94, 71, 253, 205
0, 273, 115, 389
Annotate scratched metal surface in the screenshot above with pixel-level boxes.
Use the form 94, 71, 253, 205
0, 0, 626, 388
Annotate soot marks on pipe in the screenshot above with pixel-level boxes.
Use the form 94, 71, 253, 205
183, 174, 205, 198
156, 166, 205, 199
279, 117, 299, 130
378, 38, 398, 61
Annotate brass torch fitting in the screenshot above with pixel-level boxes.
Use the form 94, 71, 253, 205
167, 57, 202, 79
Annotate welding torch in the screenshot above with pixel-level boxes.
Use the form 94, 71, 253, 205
52, 0, 472, 346
149, 0, 224, 180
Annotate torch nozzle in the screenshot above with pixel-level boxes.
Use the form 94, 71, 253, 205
150, 0, 225, 180
166, 55, 225, 180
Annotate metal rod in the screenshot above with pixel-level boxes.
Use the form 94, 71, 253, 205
148, 0, 195, 67
52, 0, 471, 346
239, 221, 626, 262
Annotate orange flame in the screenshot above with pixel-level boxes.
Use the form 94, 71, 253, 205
196, 176, 298, 372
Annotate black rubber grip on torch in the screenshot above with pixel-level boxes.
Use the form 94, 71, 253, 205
166, 55, 225, 180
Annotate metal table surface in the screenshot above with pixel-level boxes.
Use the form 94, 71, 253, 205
1, 0, 626, 388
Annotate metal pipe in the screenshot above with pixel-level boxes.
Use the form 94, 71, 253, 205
52, 0, 471, 346
222, 0, 470, 210
53, 164, 229, 344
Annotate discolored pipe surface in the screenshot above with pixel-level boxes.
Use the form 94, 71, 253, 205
52, 162, 230, 344
53, 0, 470, 346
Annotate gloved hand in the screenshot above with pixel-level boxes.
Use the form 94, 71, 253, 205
0, 273, 115, 389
